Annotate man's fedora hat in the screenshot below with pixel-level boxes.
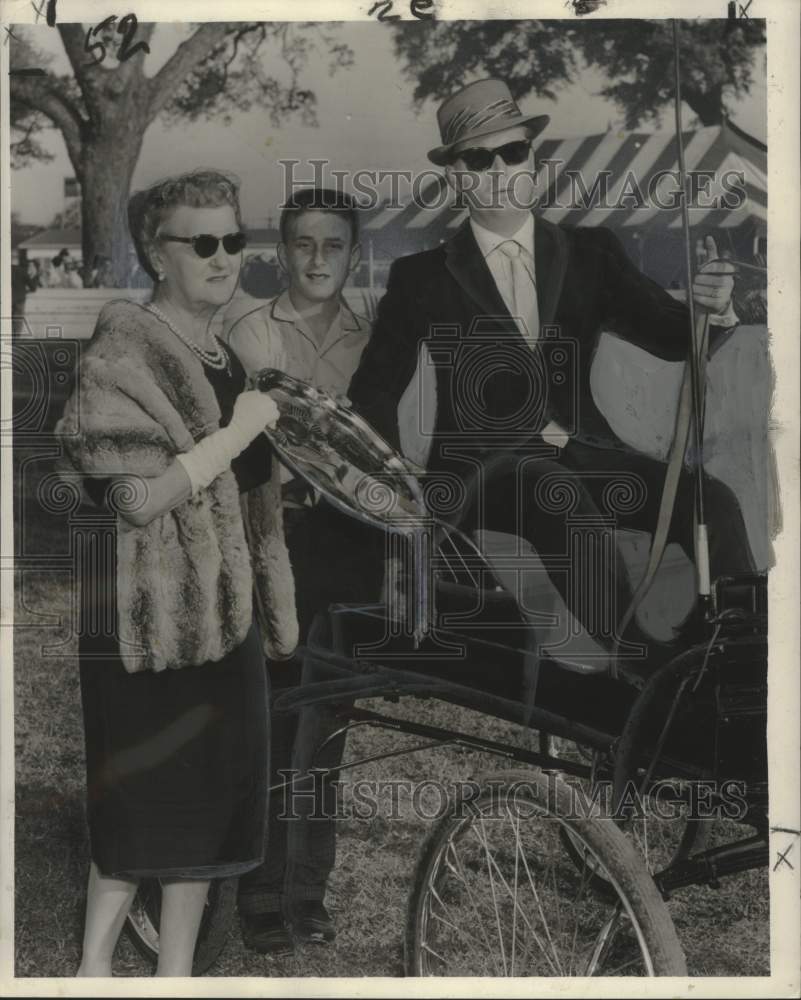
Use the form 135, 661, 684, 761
428, 78, 550, 167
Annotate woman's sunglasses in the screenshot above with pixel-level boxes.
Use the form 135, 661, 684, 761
452, 139, 532, 172
159, 232, 247, 258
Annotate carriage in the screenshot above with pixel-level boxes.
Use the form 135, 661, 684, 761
125, 368, 769, 978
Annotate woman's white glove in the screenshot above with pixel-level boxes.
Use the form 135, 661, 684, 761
176, 390, 279, 495
230, 389, 280, 441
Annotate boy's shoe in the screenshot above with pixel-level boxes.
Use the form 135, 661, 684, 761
240, 912, 295, 956
288, 900, 335, 943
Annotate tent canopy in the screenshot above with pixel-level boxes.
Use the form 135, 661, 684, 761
18, 227, 81, 258
363, 119, 767, 256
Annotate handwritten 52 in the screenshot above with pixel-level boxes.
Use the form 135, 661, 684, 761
84, 14, 150, 67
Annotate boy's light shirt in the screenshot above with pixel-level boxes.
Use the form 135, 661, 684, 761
223, 289, 371, 392
223, 289, 372, 492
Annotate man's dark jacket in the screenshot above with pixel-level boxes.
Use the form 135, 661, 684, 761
349, 215, 726, 475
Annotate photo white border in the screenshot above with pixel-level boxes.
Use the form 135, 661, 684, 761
1, 0, 798, 996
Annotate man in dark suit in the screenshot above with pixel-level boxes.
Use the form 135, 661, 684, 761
349, 78, 756, 665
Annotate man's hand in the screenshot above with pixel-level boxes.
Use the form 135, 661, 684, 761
692, 235, 735, 316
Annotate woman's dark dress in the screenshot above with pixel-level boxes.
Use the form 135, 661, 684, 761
79, 342, 275, 879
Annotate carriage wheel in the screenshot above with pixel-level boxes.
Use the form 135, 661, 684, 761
559, 760, 711, 891
404, 770, 686, 976
611, 635, 768, 872
549, 734, 710, 896
558, 785, 711, 893
124, 877, 237, 975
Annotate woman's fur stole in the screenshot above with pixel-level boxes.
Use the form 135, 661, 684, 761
56, 299, 297, 672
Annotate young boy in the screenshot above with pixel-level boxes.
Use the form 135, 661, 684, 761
226, 188, 368, 391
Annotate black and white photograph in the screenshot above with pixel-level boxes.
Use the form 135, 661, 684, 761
1, 0, 798, 992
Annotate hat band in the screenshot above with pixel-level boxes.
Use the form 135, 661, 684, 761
442, 97, 520, 146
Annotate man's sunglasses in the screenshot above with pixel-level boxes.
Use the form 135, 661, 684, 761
452, 139, 532, 172
159, 232, 247, 258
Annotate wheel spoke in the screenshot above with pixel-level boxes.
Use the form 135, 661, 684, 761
470, 808, 564, 975
421, 940, 447, 965
510, 810, 520, 977
583, 902, 625, 975
478, 814, 508, 975
509, 813, 567, 975
639, 818, 651, 870
507, 806, 564, 977
425, 886, 498, 974
567, 836, 601, 974
426, 877, 488, 948
431, 833, 503, 975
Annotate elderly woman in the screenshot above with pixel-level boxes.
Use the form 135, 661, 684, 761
56, 169, 296, 976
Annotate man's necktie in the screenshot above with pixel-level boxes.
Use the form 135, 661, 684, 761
498, 239, 569, 448
499, 239, 540, 347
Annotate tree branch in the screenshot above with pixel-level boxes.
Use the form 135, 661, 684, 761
223, 23, 263, 72
10, 73, 85, 166
57, 22, 97, 77
147, 22, 233, 119
11, 116, 38, 147
198, 23, 264, 103
9, 114, 53, 165
110, 17, 154, 91
57, 22, 108, 123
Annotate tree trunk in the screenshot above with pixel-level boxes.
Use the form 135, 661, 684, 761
14, 22, 232, 288
78, 129, 145, 288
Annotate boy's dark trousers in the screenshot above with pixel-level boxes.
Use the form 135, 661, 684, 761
236, 655, 345, 915
237, 505, 383, 919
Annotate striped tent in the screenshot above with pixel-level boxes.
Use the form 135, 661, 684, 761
362, 119, 766, 283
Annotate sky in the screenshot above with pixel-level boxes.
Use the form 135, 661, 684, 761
10, 21, 768, 227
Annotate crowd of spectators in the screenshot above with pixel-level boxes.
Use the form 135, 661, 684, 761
17, 250, 120, 291
11, 250, 120, 334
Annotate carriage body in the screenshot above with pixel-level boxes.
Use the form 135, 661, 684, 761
254, 365, 769, 840
125, 369, 771, 976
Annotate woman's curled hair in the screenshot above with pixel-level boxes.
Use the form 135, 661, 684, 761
128, 169, 243, 282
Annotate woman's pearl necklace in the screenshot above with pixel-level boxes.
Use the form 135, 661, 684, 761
147, 303, 231, 376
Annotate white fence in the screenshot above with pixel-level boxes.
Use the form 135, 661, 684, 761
16, 288, 151, 341
17, 287, 378, 341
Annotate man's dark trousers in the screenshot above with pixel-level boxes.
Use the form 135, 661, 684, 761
454, 437, 756, 658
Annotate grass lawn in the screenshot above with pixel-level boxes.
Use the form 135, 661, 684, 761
12, 451, 770, 979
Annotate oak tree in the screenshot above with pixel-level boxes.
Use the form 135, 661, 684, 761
11, 22, 352, 285
391, 18, 765, 128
